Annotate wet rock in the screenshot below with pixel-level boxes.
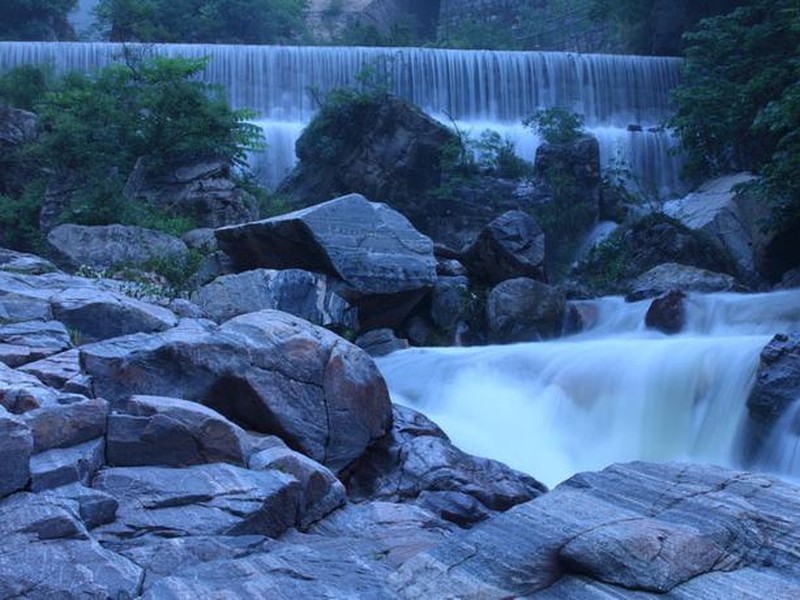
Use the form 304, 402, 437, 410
355, 328, 410, 357
107, 395, 251, 468
645, 289, 686, 334
462, 210, 547, 284
486, 277, 566, 342
430, 275, 470, 335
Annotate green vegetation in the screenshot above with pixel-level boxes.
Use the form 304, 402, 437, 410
0, 54, 263, 251
524, 108, 586, 145
0, 0, 76, 41
95, 0, 308, 44
670, 0, 800, 225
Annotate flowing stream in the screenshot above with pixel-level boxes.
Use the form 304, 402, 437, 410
0, 42, 684, 196
376, 290, 800, 487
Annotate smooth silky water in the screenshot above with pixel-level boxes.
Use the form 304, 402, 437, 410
0, 42, 684, 195
376, 290, 800, 487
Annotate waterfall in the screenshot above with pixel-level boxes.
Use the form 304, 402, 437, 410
0, 42, 684, 196
375, 289, 800, 487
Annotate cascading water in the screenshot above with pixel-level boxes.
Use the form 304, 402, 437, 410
375, 289, 800, 487
0, 42, 684, 196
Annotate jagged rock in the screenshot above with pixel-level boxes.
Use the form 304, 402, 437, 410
45, 483, 119, 529
645, 289, 686, 334
30, 437, 105, 492
0, 247, 57, 275
663, 173, 762, 282
107, 395, 251, 468
390, 461, 800, 598
81, 310, 392, 472
462, 210, 547, 284
0, 271, 53, 322
343, 405, 547, 527
627, 262, 744, 301
0, 407, 33, 497
47, 223, 190, 271
19, 348, 82, 389
0, 320, 71, 352
192, 268, 355, 329
216, 193, 437, 297
486, 277, 566, 342
0, 361, 59, 413
355, 328, 410, 357
93, 463, 301, 541
124, 157, 258, 228
250, 443, 346, 528
21, 397, 108, 452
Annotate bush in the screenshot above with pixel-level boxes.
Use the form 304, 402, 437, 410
524, 108, 586, 144
0, 0, 76, 41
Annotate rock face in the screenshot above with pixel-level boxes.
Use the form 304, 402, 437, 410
486, 277, 566, 342
47, 223, 189, 271
391, 461, 800, 598
216, 193, 437, 296
0, 407, 33, 497
81, 310, 392, 473
281, 92, 456, 208
462, 210, 547, 284
123, 157, 258, 228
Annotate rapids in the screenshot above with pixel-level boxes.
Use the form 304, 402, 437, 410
375, 289, 800, 487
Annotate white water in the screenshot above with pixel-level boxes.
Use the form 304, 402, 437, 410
0, 42, 684, 195
376, 290, 800, 487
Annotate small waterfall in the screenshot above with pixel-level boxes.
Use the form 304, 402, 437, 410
376, 290, 800, 487
0, 42, 684, 194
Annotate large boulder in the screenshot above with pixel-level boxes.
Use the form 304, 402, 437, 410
47, 223, 189, 271
81, 310, 392, 472
192, 268, 355, 329
0, 406, 33, 497
280, 92, 456, 208
123, 157, 258, 228
462, 210, 547, 284
216, 193, 436, 296
0, 248, 57, 275
485, 277, 566, 343
391, 461, 800, 597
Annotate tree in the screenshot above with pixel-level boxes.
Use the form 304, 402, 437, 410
669, 0, 800, 223
95, 0, 308, 44
0, 0, 77, 40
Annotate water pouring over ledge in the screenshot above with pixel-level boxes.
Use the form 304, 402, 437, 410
0, 42, 685, 196
375, 289, 800, 488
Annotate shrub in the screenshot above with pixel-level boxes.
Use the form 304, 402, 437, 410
524, 108, 586, 144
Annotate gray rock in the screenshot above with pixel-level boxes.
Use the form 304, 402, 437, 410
45, 483, 119, 529
0, 247, 57, 275
250, 445, 346, 529
21, 397, 108, 452
216, 193, 437, 296
486, 277, 566, 342
431, 275, 470, 335
355, 328, 410, 357
19, 348, 82, 388
462, 210, 547, 284
181, 227, 218, 252
391, 461, 800, 598
51, 285, 178, 343
47, 223, 190, 271
0, 406, 32, 497
344, 405, 546, 527
124, 157, 258, 228
0, 319, 72, 351
627, 262, 743, 301
93, 463, 301, 540
645, 289, 686, 334
192, 268, 355, 329
107, 395, 251, 468
0, 271, 53, 322
0, 360, 59, 413
30, 437, 105, 492
82, 310, 392, 472
663, 173, 762, 282
0, 106, 37, 146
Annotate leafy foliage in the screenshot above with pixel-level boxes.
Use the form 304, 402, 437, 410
0, 0, 76, 41
524, 108, 586, 145
669, 0, 800, 223
95, 0, 308, 44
